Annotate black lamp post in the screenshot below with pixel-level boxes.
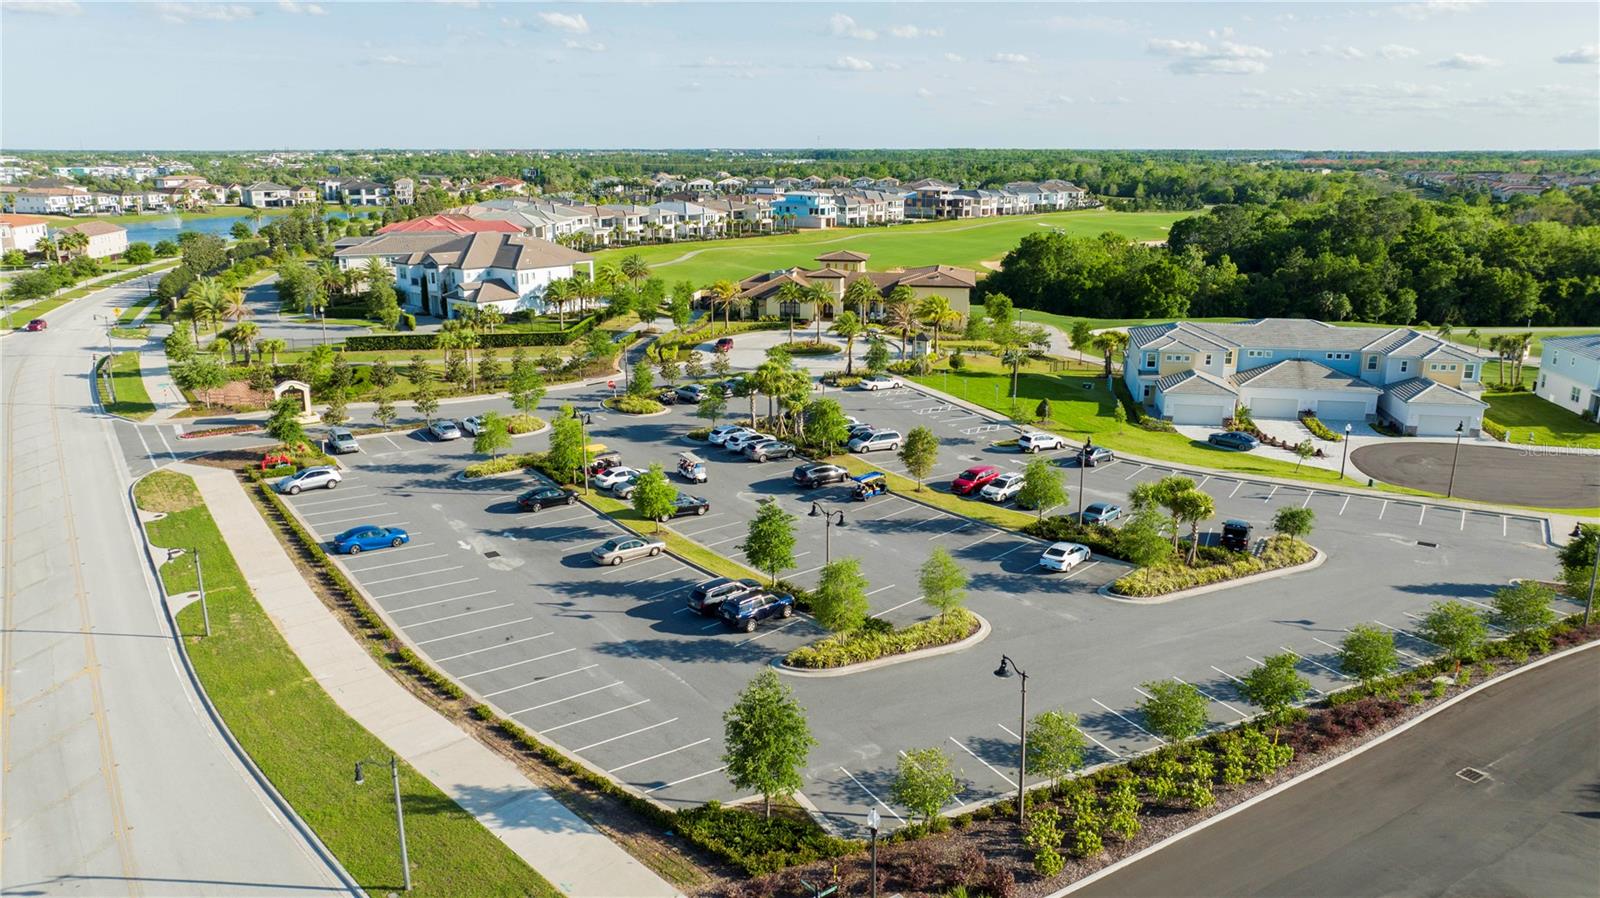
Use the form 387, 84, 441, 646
578, 412, 594, 495
808, 501, 846, 564
1339, 422, 1353, 480
1445, 420, 1465, 498
994, 655, 1029, 826
866, 807, 880, 898
1077, 437, 1090, 520
355, 755, 411, 891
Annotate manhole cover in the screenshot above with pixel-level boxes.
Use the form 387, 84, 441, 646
484, 550, 501, 558
1456, 767, 1488, 783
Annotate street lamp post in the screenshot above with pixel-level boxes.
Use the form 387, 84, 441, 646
808, 501, 846, 564
169, 547, 209, 637
356, 755, 411, 892
1077, 436, 1090, 520
1445, 420, 1465, 498
866, 807, 880, 898
578, 412, 593, 495
993, 655, 1029, 826
1339, 422, 1353, 480
1582, 525, 1598, 628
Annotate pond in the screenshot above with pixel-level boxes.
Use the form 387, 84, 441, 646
119, 210, 354, 247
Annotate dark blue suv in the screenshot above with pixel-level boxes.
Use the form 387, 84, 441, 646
718, 591, 795, 632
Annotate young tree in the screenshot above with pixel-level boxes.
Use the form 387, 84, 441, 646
864, 336, 891, 374
1557, 523, 1598, 609
1129, 475, 1195, 550
1017, 456, 1066, 518
473, 411, 512, 458
742, 501, 797, 585
265, 394, 308, 447
1489, 580, 1557, 633
669, 280, 695, 330
722, 670, 817, 820
508, 361, 546, 418
405, 353, 431, 386
631, 463, 678, 531
369, 357, 397, 393
892, 746, 961, 826
320, 391, 349, 427
1340, 624, 1397, 686
682, 350, 706, 381
1116, 507, 1175, 567
803, 398, 851, 456
919, 546, 968, 618
711, 352, 733, 380
812, 558, 870, 634
656, 357, 680, 386
1239, 653, 1311, 724
1170, 488, 1216, 565
1035, 398, 1052, 423
412, 382, 439, 424
1272, 506, 1316, 544
898, 426, 939, 490
477, 346, 502, 388
1418, 600, 1489, 673
696, 392, 727, 430
374, 393, 397, 428
628, 357, 654, 397
1292, 439, 1315, 471
1026, 710, 1088, 789
1138, 680, 1209, 742
443, 348, 469, 391
546, 412, 585, 484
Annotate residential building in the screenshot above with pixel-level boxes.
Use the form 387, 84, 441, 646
56, 220, 128, 259
733, 251, 976, 322
904, 179, 972, 219
341, 179, 391, 206
394, 177, 415, 205
334, 231, 595, 319
474, 176, 528, 195
241, 181, 294, 208
771, 192, 838, 229
375, 214, 523, 236
14, 186, 93, 215
1535, 336, 1600, 420
0, 214, 50, 253
1124, 318, 1486, 436
293, 186, 320, 205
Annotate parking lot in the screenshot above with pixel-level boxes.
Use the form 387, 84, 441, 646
275, 378, 1572, 836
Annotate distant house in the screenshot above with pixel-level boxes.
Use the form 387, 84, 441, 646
904, 180, 971, 219
341, 179, 391, 206
375, 214, 523, 237
241, 181, 294, 208
14, 186, 93, 215
771, 192, 838, 229
293, 186, 319, 205
475, 176, 528, 196
0, 214, 50, 253
56, 220, 129, 259
334, 231, 595, 319
1535, 336, 1600, 420
685, 177, 714, 193
734, 251, 976, 322
394, 177, 415, 205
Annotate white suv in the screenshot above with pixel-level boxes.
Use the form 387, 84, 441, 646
849, 430, 902, 453
1018, 432, 1067, 453
276, 466, 342, 495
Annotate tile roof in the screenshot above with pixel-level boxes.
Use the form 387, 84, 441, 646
815, 250, 871, 262
1156, 369, 1237, 396
1228, 359, 1380, 393
1128, 317, 1478, 362
377, 214, 522, 235
336, 232, 591, 271
244, 181, 291, 192
1534, 334, 1600, 362
0, 214, 50, 226
1382, 377, 1487, 407
894, 264, 977, 289
58, 220, 125, 237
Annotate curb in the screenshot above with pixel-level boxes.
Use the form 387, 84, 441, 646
1096, 547, 1327, 605
772, 611, 992, 678
1046, 635, 1600, 897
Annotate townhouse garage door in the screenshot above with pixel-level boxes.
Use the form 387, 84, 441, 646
1316, 399, 1370, 421
1249, 397, 1300, 419
1415, 415, 1466, 437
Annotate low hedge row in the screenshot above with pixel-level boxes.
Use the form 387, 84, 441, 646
507, 414, 546, 435
605, 395, 664, 414
464, 451, 546, 479
784, 609, 977, 669
1111, 536, 1315, 597
342, 316, 595, 351
781, 340, 841, 356
1022, 516, 1127, 559
1298, 413, 1343, 442
675, 801, 858, 876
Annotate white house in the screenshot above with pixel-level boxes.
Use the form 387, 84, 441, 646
334, 231, 594, 319
241, 181, 294, 208
1535, 335, 1600, 420
57, 220, 128, 259
0, 214, 49, 253
14, 187, 92, 215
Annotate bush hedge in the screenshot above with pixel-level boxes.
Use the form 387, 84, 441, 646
1298, 412, 1343, 442
781, 340, 842, 356
1023, 516, 1127, 559
507, 414, 546, 435
463, 452, 546, 479
343, 316, 595, 351
604, 395, 665, 415
676, 801, 858, 876
784, 610, 978, 669
1111, 536, 1315, 597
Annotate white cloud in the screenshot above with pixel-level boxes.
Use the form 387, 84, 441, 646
1393, 0, 1480, 20
990, 52, 1030, 64
1432, 52, 1500, 70
366, 54, 413, 66
153, 2, 255, 23
278, 0, 326, 14
1379, 44, 1420, 59
831, 55, 875, 72
943, 52, 965, 63
889, 24, 943, 39
536, 11, 590, 34
1332, 46, 1365, 60
916, 87, 935, 99
2, 1, 82, 15
827, 13, 876, 40
564, 39, 606, 52
1148, 37, 1271, 75
1554, 45, 1599, 64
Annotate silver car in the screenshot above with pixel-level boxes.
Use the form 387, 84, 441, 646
276, 466, 342, 495
849, 430, 901, 453
325, 428, 360, 454
590, 535, 666, 566
428, 419, 462, 441
745, 439, 795, 462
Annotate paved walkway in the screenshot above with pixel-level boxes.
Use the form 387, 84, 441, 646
179, 462, 681, 898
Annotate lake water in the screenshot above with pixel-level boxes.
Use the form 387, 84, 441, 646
120, 210, 352, 247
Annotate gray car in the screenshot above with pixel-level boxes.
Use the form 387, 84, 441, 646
745, 439, 795, 462
325, 428, 360, 454
590, 535, 666, 566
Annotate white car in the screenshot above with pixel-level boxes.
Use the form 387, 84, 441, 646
428, 419, 462, 441
708, 425, 751, 446
459, 416, 485, 436
592, 466, 640, 490
1039, 542, 1092, 572
859, 375, 902, 391
849, 430, 901, 453
276, 466, 342, 495
1017, 431, 1067, 453
980, 472, 1025, 502
724, 431, 772, 453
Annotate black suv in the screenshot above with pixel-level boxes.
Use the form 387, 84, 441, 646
718, 591, 796, 632
793, 463, 850, 488
657, 494, 711, 521
687, 577, 761, 615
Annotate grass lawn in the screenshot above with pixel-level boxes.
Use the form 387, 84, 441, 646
585, 491, 772, 583
826, 453, 1040, 531
1480, 360, 1538, 390
134, 471, 560, 898
1482, 391, 1600, 449
594, 210, 1191, 287
117, 295, 158, 324
109, 326, 150, 340
1017, 310, 1248, 332
912, 355, 1363, 487
97, 352, 157, 420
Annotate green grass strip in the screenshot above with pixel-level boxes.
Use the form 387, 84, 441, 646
96, 351, 156, 420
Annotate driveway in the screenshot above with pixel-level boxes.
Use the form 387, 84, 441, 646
1352, 442, 1600, 509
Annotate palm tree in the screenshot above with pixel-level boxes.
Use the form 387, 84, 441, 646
257, 337, 286, 366
316, 260, 345, 305
806, 283, 834, 342
1172, 488, 1215, 566
57, 230, 89, 260
362, 257, 389, 296
844, 275, 878, 321
620, 253, 650, 286
916, 295, 957, 354
1466, 327, 1481, 355
704, 279, 739, 334
186, 277, 225, 336
35, 236, 60, 266
230, 320, 260, 364
884, 285, 917, 357
1091, 330, 1129, 378
545, 277, 575, 326
224, 289, 252, 323
1001, 345, 1028, 405
834, 311, 862, 376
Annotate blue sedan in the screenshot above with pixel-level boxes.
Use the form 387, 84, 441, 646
333, 525, 410, 555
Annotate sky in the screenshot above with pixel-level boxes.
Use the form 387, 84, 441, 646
1, 1, 1596, 151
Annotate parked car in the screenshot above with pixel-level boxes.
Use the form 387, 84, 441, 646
746, 439, 795, 462
333, 525, 409, 555
718, 378, 746, 397
1082, 502, 1123, 524
1208, 431, 1260, 452
793, 463, 850, 488
1076, 445, 1115, 467
1220, 519, 1254, 552
714, 337, 734, 353
707, 425, 751, 446
847, 423, 878, 442
687, 577, 761, 615
591, 535, 666, 565
980, 471, 1025, 502
610, 471, 643, 499
325, 428, 360, 455
592, 466, 640, 490
1039, 542, 1092, 572
276, 466, 342, 495
657, 494, 711, 521
458, 416, 485, 436
849, 430, 901, 453
30, 261, 49, 270
1018, 432, 1067, 453
517, 485, 578, 511
428, 419, 462, 441
952, 465, 1002, 496
24, 318, 47, 331
676, 383, 707, 403
718, 591, 795, 632
723, 430, 772, 453
859, 374, 901, 391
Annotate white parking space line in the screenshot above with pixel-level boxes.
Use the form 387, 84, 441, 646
1228, 481, 1243, 498
375, 577, 481, 600
791, 563, 827, 579
608, 738, 711, 774
644, 765, 728, 795
1264, 485, 1278, 503
1059, 561, 1102, 580
860, 502, 919, 522
292, 490, 374, 506
362, 565, 465, 586
840, 767, 905, 824
1301, 492, 1313, 508
990, 542, 1033, 561
1339, 496, 1350, 515
963, 529, 1005, 548
574, 718, 679, 753
345, 552, 448, 573
702, 535, 743, 549
519, 511, 593, 525
1502, 516, 1508, 537
948, 736, 1015, 788
1197, 475, 1211, 489
510, 679, 626, 714
435, 631, 552, 661
1247, 655, 1325, 695
1091, 698, 1164, 745
483, 664, 600, 698
1174, 676, 1249, 720
1291, 644, 1354, 680
315, 511, 402, 527
871, 595, 925, 619
459, 648, 577, 679
415, 615, 539, 646
864, 584, 897, 597
679, 521, 744, 538
1392, 615, 1445, 648
544, 699, 652, 733
1124, 465, 1147, 481
1459, 510, 1466, 530
627, 566, 687, 586
928, 521, 972, 540
601, 555, 670, 576
388, 589, 498, 614
1378, 500, 1389, 520
643, 584, 689, 601
1418, 505, 1427, 526
739, 618, 803, 644
406, 602, 513, 629
304, 502, 389, 517
1210, 665, 1247, 686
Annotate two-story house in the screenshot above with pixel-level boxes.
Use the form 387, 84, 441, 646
733, 251, 975, 323
771, 192, 839, 229
0, 214, 50, 253
334, 231, 594, 319
341, 180, 392, 206
241, 181, 294, 208
1124, 318, 1486, 436
1536, 336, 1600, 420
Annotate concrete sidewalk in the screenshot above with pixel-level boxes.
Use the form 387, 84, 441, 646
140, 322, 191, 423
179, 462, 681, 898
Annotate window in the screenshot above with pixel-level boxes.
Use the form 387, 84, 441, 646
1325, 352, 1351, 361
1539, 375, 1546, 389
1399, 360, 1408, 373
1164, 354, 1190, 363
1573, 387, 1582, 403
1142, 385, 1152, 399
1463, 364, 1474, 380
1246, 349, 1272, 358
1143, 352, 1157, 369
1225, 350, 1235, 365
1204, 354, 1213, 366
1366, 355, 1378, 370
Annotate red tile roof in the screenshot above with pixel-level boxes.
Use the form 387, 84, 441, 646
377, 214, 522, 236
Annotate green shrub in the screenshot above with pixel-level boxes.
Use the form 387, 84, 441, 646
605, 395, 664, 415
674, 801, 857, 876
506, 414, 546, 435
822, 372, 862, 388
463, 452, 545, 478
343, 317, 595, 351
783, 609, 977, 669
686, 427, 711, 441
1023, 516, 1125, 559
782, 340, 841, 355
1298, 412, 1342, 441
1110, 536, 1314, 597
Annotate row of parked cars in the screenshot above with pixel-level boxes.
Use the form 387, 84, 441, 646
706, 424, 798, 462
687, 576, 796, 632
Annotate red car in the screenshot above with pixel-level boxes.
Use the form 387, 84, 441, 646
714, 337, 734, 353
952, 465, 1001, 496
24, 318, 47, 331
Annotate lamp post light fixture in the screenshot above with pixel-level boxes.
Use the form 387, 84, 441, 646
993, 654, 1029, 826
866, 807, 880, 898
578, 412, 594, 495
1339, 422, 1353, 480
808, 501, 846, 564
168, 547, 209, 637
1077, 436, 1090, 520
355, 755, 411, 892
1445, 420, 1465, 498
